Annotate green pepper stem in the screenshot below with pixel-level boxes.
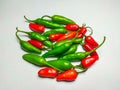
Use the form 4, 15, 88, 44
73, 65, 87, 72
87, 36, 106, 55
41, 15, 52, 19
16, 27, 29, 34
24, 16, 35, 22
15, 30, 22, 41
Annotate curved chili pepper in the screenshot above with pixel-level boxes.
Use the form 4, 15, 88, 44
42, 42, 73, 58
38, 67, 58, 78
43, 28, 67, 37
49, 33, 65, 42
83, 43, 99, 59
24, 16, 64, 29
47, 59, 73, 71
41, 15, 76, 25
16, 28, 53, 48
57, 31, 76, 42
81, 55, 98, 68
28, 39, 44, 49
22, 54, 63, 72
65, 24, 79, 31
15, 31, 41, 54
85, 36, 99, 48
58, 36, 106, 61
56, 69, 77, 81
29, 23, 45, 33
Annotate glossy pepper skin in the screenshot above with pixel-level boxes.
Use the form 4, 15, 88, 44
16, 31, 41, 54
42, 42, 73, 58
38, 67, 58, 78
49, 33, 65, 42
24, 16, 64, 29
58, 36, 106, 62
56, 69, 77, 81
77, 27, 87, 38
41, 15, 76, 25
81, 56, 98, 68
29, 23, 45, 33
65, 24, 79, 31
47, 60, 73, 71
85, 36, 99, 48
22, 54, 63, 72
28, 39, 44, 49
43, 28, 67, 37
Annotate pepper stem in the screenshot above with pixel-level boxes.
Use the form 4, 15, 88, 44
41, 15, 52, 19
16, 27, 29, 34
24, 16, 35, 22
87, 36, 106, 55
15, 30, 22, 41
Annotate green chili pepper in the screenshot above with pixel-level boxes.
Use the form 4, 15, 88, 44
47, 59, 73, 71
60, 44, 78, 56
58, 36, 106, 61
43, 28, 67, 37
53, 38, 83, 48
41, 15, 76, 25
15, 31, 41, 54
42, 42, 73, 58
22, 54, 63, 72
16, 28, 53, 48
24, 16, 64, 29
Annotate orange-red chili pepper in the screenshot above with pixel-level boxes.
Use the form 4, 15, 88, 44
65, 24, 79, 31
77, 27, 87, 38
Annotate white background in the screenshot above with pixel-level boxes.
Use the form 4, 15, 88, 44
0, 0, 120, 90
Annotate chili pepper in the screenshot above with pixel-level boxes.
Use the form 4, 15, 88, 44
58, 36, 106, 61
56, 69, 77, 81
53, 38, 83, 48
15, 31, 41, 54
77, 27, 87, 38
22, 54, 63, 72
65, 24, 79, 31
57, 31, 77, 42
29, 23, 45, 33
42, 42, 73, 58
49, 33, 65, 42
43, 28, 67, 37
16, 28, 53, 48
41, 15, 76, 25
47, 59, 73, 71
38, 67, 58, 78
60, 44, 78, 56
85, 36, 99, 48
28, 39, 44, 49
82, 42, 99, 59
24, 16, 64, 29
81, 55, 98, 68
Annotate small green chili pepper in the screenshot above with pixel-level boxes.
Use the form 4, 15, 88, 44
22, 54, 63, 72
42, 42, 73, 58
24, 16, 64, 29
53, 38, 83, 48
43, 28, 67, 37
15, 31, 41, 54
58, 36, 106, 61
41, 15, 76, 25
16, 28, 53, 48
60, 44, 78, 56
47, 59, 73, 71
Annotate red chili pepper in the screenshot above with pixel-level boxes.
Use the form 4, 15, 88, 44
81, 56, 98, 68
65, 24, 79, 31
56, 69, 77, 81
49, 33, 65, 42
38, 67, 58, 78
83, 43, 99, 59
85, 36, 99, 48
57, 31, 76, 42
28, 39, 44, 49
29, 23, 45, 33
77, 27, 87, 38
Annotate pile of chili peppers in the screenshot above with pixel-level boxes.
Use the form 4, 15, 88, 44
16, 14, 106, 82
